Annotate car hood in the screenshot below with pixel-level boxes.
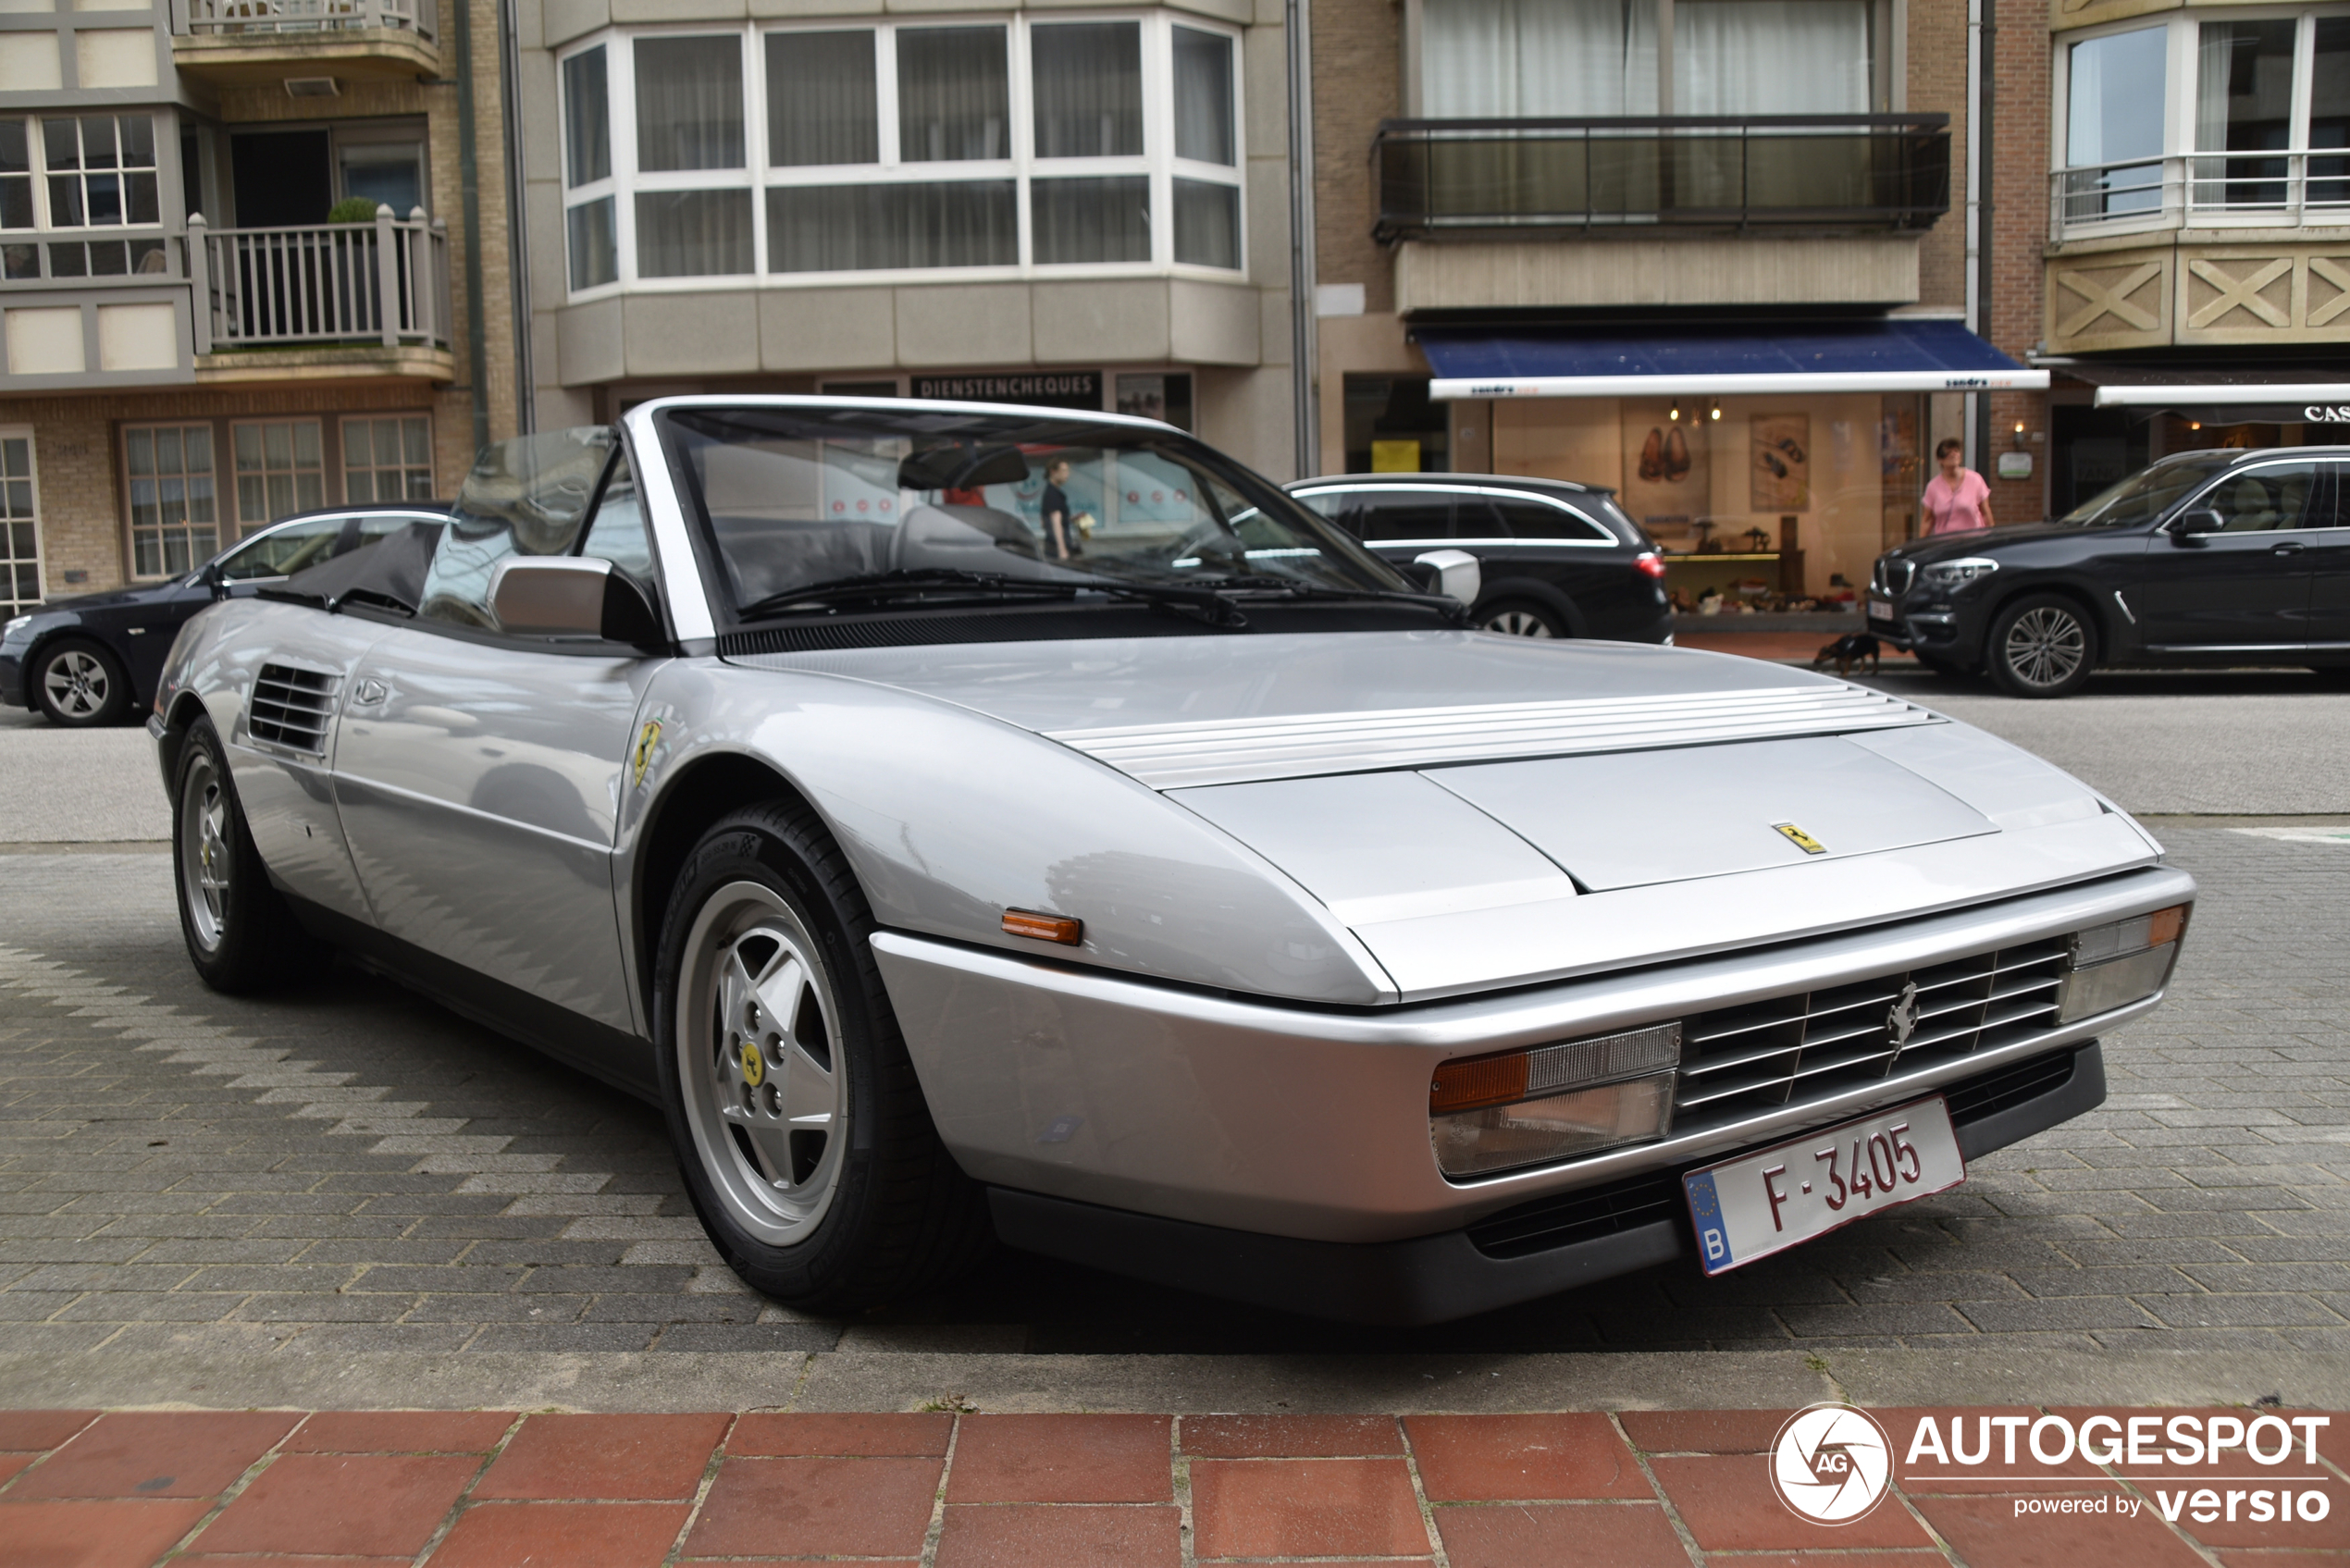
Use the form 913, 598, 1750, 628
23, 579, 192, 616
733, 632, 2160, 998
1881, 521, 2109, 567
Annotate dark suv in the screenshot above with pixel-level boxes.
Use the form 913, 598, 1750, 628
1285, 473, 1672, 643
1870, 447, 2350, 698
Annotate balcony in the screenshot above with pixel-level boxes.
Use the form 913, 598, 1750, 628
2044, 155, 2350, 355
1372, 115, 1951, 242
189, 208, 451, 382
169, 0, 438, 83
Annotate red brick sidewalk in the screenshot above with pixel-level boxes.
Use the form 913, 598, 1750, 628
4, 1407, 2344, 1566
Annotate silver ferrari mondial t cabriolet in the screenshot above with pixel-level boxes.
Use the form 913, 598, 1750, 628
150, 397, 2193, 1324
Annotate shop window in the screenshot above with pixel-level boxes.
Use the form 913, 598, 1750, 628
0, 430, 40, 614
343, 414, 434, 503
124, 424, 218, 579
1115, 372, 1192, 429
232, 419, 325, 533
562, 16, 1243, 292
1344, 377, 1448, 474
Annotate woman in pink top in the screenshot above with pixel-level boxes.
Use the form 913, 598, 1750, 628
1920, 437, 1995, 535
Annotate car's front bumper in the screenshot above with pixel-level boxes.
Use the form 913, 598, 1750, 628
873, 861, 2193, 1245
991, 1042, 2106, 1324
0, 643, 27, 708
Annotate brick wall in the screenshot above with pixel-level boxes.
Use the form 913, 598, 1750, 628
1986, 0, 2051, 522
0, 383, 460, 597
1310, 0, 1400, 315
1911, 0, 1971, 310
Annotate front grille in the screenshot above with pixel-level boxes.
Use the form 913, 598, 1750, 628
248, 663, 339, 754
1671, 936, 2071, 1136
1874, 558, 1916, 597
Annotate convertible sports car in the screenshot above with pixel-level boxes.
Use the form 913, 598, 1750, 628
151, 397, 2195, 1325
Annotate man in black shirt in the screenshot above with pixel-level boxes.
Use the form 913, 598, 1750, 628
1040, 458, 1080, 560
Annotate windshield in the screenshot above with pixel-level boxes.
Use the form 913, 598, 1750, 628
656, 405, 1408, 616
2058, 452, 2237, 528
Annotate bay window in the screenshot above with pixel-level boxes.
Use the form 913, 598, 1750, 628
0, 113, 167, 284
2058, 6, 2350, 232
559, 13, 1243, 293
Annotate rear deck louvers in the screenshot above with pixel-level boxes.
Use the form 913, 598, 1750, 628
248, 663, 340, 755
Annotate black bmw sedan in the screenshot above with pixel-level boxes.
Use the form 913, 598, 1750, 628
1282, 473, 1672, 643
1, 503, 446, 726
1870, 447, 2350, 698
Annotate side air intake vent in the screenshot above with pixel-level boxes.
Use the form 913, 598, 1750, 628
249, 663, 339, 754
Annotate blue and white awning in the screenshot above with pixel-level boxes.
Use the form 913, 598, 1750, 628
1420, 319, 2047, 401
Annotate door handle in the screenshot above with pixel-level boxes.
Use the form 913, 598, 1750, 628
2273, 541, 2307, 556
352, 677, 389, 706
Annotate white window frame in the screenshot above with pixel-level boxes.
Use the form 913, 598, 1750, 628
340, 412, 437, 505
229, 416, 328, 536
557, 12, 1244, 299
0, 426, 43, 616
0, 111, 169, 285
2050, 5, 2350, 238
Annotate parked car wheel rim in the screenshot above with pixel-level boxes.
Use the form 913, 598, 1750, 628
43, 648, 111, 718
1482, 608, 1557, 638
178, 748, 231, 955
675, 880, 846, 1247
2001, 605, 2088, 690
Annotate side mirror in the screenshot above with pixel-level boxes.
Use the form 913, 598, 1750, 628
2171, 507, 2224, 538
489, 557, 664, 644
1412, 549, 1482, 606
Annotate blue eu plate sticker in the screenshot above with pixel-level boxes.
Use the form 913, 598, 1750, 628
1685, 1169, 1735, 1275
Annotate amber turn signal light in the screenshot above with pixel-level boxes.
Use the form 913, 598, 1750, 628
1003, 908, 1083, 945
1430, 1052, 1532, 1114
2147, 903, 2188, 948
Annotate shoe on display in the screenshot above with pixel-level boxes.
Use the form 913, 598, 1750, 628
1639, 426, 1664, 482
1664, 426, 1691, 481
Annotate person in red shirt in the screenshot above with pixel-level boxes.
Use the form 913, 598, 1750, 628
1921, 437, 1996, 535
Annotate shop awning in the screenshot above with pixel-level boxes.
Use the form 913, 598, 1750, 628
1420, 319, 2047, 401
2047, 361, 2350, 417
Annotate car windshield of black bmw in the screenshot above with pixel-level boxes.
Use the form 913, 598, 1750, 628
657, 406, 1410, 619
2058, 452, 2236, 528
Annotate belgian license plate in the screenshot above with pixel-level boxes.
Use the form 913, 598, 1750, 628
1867, 596, 1896, 623
1683, 1097, 1964, 1276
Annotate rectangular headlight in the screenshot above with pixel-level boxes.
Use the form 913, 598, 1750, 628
1430, 1023, 1678, 1179
2058, 904, 2189, 1023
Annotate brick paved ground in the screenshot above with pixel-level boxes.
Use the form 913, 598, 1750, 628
0, 827, 2345, 1361
5, 1404, 2345, 1566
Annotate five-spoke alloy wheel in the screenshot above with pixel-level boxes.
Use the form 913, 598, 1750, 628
1986, 594, 2096, 698
656, 801, 988, 1312
35, 638, 130, 727
169, 717, 322, 991
677, 882, 847, 1247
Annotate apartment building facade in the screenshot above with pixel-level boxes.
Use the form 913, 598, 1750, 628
2038, 0, 2350, 513
1303, 0, 2047, 603
0, 0, 517, 610
516, 0, 1296, 476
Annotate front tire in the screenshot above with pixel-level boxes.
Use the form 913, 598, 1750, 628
1986, 594, 2096, 698
34, 637, 130, 727
171, 718, 324, 992
1478, 599, 1567, 638
655, 800, 988, 1313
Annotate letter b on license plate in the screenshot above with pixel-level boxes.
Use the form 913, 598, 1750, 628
1682, 1097, 1965, 1275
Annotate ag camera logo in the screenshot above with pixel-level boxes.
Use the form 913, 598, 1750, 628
1771, 1403, 1893, 1524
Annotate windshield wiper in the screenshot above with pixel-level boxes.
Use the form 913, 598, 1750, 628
1187, 574, 1474, 623
736, 567, 1249, 628
736, 569, 1077, 620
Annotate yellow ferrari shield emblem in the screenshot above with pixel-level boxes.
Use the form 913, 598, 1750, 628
1775, 822, 1828, 856
631, 720, 662, 788
739, 1042, 765, 1086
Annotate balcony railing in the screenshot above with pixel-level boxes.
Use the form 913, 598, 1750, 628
178, 0, 434, 39
188, 208, 449, 353
1372, 115, 1951, 241
2052, 153, 2350, 240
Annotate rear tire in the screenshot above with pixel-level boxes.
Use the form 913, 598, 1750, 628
655, 799, 989, 1313
1478, 599, 1567, 638
171, 718, 326, 993
1986, 594, 2096, 698
34, 637, 130, 727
